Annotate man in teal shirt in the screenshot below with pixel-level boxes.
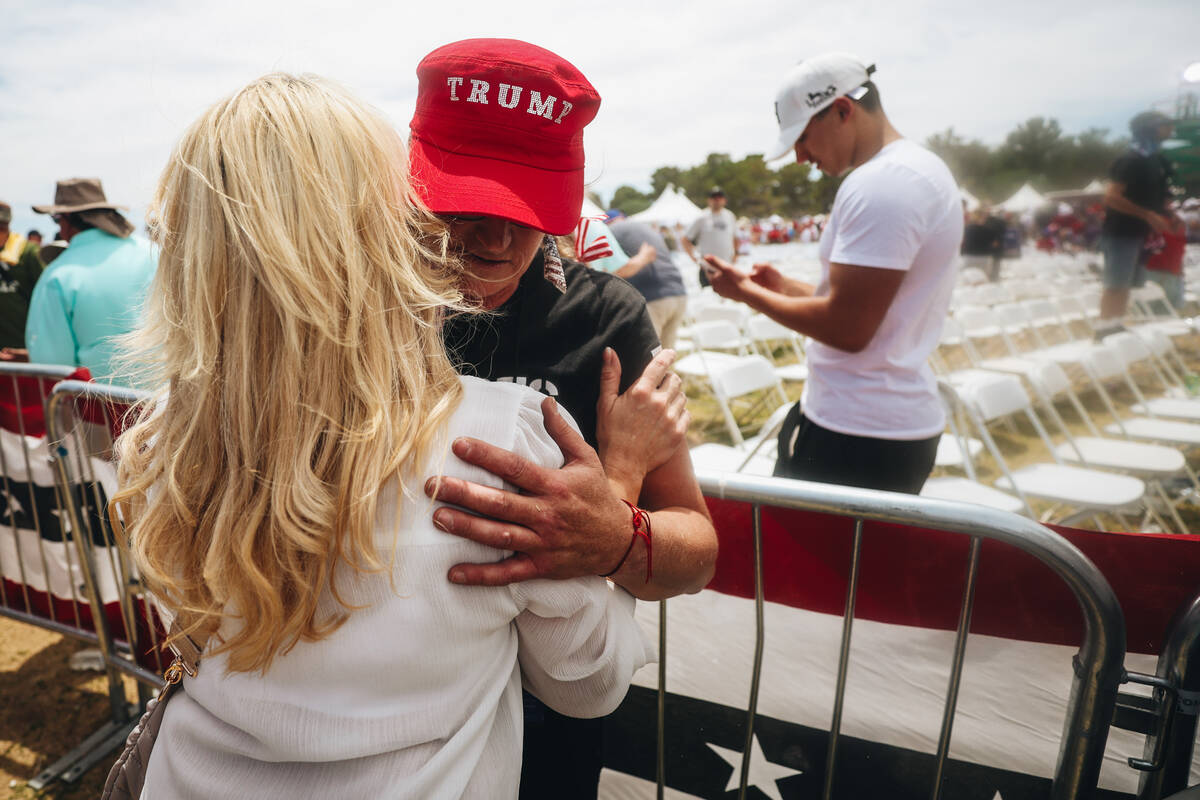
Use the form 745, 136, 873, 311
26, 178, 155, 386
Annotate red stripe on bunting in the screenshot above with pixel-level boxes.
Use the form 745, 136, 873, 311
0, 367, 92, 437
704, 498, 1200, 654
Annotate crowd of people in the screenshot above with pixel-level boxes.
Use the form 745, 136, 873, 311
1, 35, 1193, 799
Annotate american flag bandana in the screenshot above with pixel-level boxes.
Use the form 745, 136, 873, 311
541, 235, 567, 293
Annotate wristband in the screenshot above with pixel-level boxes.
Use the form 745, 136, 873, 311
601, 500, 653, 582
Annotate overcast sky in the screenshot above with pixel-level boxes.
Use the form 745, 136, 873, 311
3, 0, 1198, 236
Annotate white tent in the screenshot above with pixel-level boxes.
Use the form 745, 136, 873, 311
996, 183, 1049, 214
581, 195, 606, 219
1045, 179, 1108, 202
960, 187, 982, 212
629, 184, 704, 227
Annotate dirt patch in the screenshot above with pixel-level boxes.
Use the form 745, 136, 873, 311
0, 616, 135, 799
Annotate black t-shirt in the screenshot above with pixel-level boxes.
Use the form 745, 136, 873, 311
1102, 150, 1172, 238
0, 241, 44, 349
961, 222, 996, 256
442, 255, 661, 448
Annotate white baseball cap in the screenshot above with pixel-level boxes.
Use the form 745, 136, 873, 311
767, 53, 875, 160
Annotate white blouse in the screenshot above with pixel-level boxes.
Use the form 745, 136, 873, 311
141, 377, 652, 799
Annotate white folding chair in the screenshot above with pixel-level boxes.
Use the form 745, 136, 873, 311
1129, 283, 1193, 337
745, 315, 807, 383
952, 372, 1150, 529
673, 320, 759, 388
693, 304, 751, 329
920, 382, 1031, 515
1013, 359, 1195, 533
1081, 347, 1200, 458
689, 403, 792, 476
707, 355, 790, 446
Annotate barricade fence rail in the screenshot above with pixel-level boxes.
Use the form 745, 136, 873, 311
688, 469, 1128, 800
7, 375, 1199, 795
0, 363, 145, 787
1135, 593, 1200, 799
45, 379, 167, 689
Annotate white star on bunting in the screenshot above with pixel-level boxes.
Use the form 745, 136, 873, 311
49, 506, 72, 533
707, 734, 802, 800
1, 490, 24, 520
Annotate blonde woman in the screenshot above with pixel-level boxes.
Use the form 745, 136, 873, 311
112, 74, 650, 799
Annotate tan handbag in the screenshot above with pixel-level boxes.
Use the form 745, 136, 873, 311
101, 627, 204, 800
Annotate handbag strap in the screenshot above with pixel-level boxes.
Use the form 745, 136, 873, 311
165, 621, 206, 680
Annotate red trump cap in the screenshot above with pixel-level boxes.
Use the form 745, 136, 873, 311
409, 38, 601, 236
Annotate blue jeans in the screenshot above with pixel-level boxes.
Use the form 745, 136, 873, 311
1100, 233, 1146, 289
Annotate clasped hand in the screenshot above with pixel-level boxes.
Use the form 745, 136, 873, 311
425, 349, 688, 586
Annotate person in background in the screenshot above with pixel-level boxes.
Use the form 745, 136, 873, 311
1095, 110, 1175, 338
1144, 210, 1187, 310
961, 207, 999, 279
0, 201, 44, 356
116, 72, 649, 799
683, 186, 737, 286
704, 52, 962, 494
26, 230, 42, 246
26, 179, 155, 385
407, 38, 716, 798
609, 217, 689, 349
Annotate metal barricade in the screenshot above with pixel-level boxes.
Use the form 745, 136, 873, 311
1133, 591, 1200, 799
655, 470, 1129, 800
44, 379, 165, 696
0, 364, 141, 787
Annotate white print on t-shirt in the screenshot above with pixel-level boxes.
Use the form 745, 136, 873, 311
497, 375, 560, 397
801, 138, 963, 440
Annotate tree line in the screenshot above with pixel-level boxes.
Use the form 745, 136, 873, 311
600, 116, 1135, 218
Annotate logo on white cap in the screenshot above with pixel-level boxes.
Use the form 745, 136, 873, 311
806, 84, 837, 108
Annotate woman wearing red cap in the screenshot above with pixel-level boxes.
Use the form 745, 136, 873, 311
411, 39, 718, 797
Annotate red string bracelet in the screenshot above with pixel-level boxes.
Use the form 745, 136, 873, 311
601, 500, 653, 582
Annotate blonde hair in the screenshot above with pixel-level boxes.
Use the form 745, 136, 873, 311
113, 73, 466, 673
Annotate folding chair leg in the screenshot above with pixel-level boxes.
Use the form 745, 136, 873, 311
1152, 481, 1190, 535
1183, 462, 1200, 501
715, 394, 745, 446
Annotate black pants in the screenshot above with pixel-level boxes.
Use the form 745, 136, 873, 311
519, 692, 603, 798
774, 404, 940, 494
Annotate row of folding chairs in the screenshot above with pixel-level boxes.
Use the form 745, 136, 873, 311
925, 370, 1196, 532
927, 305, 1200, 530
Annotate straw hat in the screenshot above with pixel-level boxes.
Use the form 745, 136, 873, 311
33, 178, 134, 238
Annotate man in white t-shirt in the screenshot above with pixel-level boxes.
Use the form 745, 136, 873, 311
683, 187, 737, 286
704, 53, 962, 493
